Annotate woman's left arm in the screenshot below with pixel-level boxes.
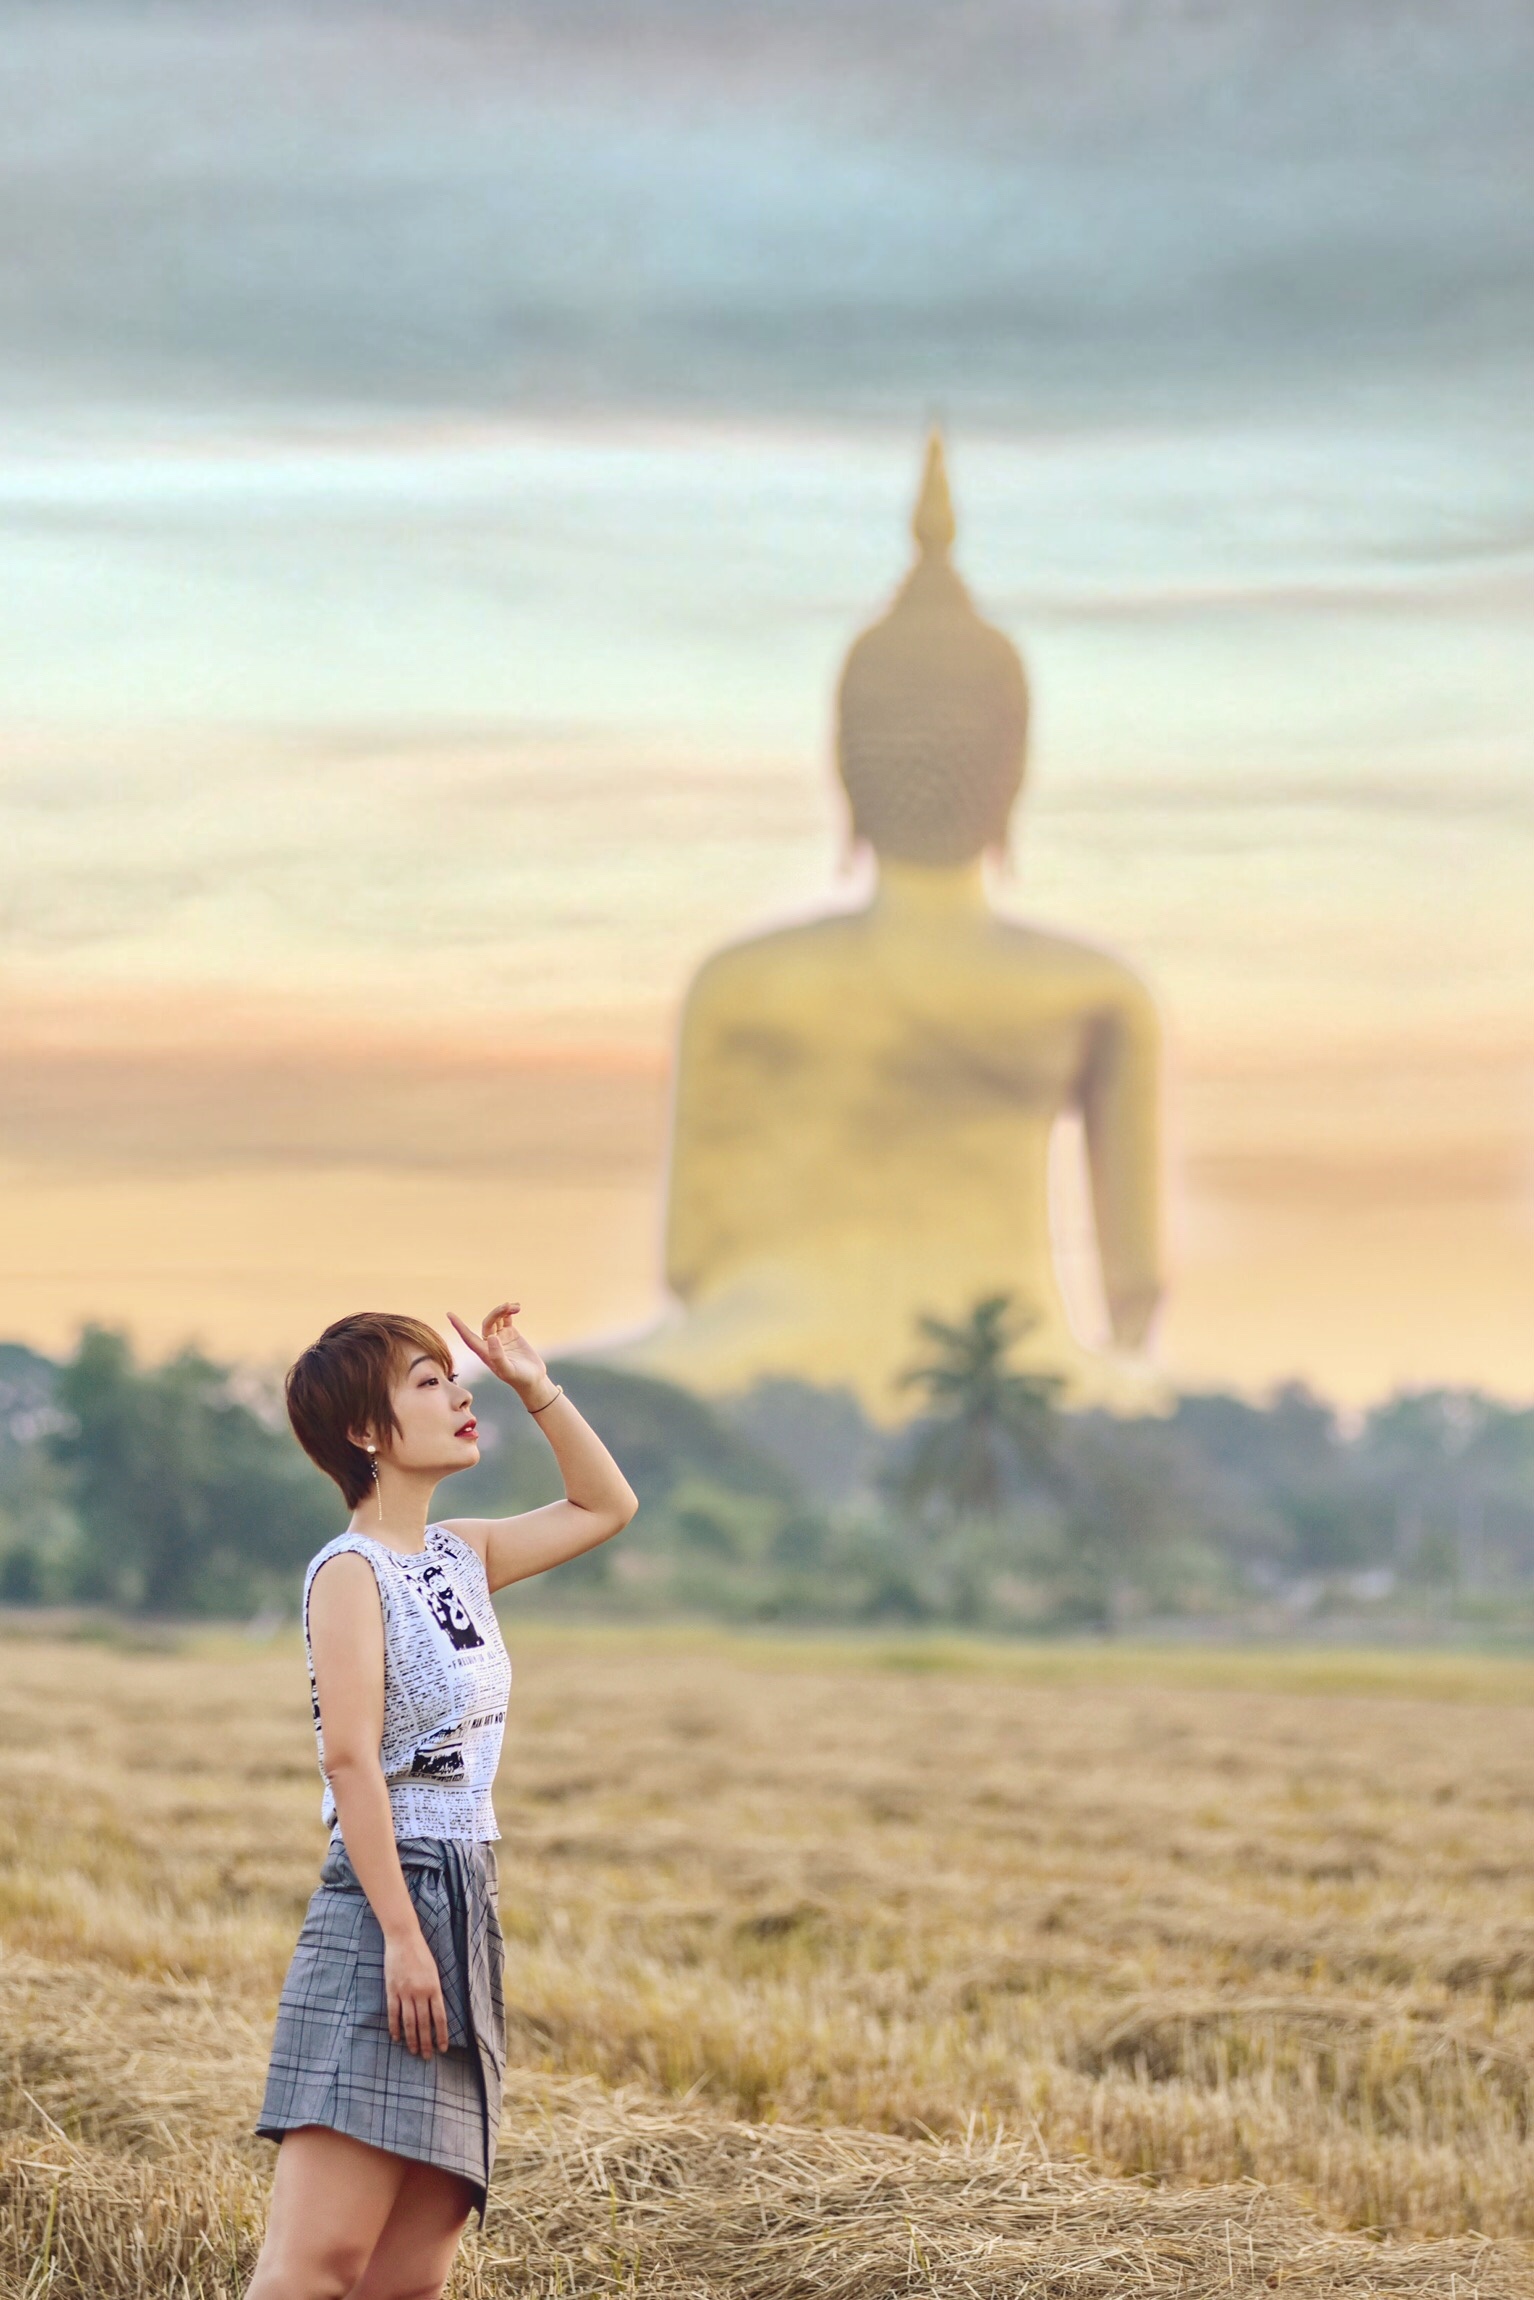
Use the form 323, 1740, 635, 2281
440, 1303, 638, 1593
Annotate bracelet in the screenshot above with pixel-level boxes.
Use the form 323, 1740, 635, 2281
526, 1383, 564, 1417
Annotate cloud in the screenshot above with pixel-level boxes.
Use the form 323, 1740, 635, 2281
0, 1, 1529, 424
0, 1032, 668, 1181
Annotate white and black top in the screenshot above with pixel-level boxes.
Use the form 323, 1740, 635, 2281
302, 1524, 511, 1843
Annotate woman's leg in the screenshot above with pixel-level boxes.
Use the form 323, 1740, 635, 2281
346, 2161, 477, 2300
245, 2127, 411, 2300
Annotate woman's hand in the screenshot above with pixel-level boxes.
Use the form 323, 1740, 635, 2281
385, 1923, 449, 2058
448, 1301, 556, 1407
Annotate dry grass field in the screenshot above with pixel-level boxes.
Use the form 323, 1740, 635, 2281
0, 1624, 1531, 2296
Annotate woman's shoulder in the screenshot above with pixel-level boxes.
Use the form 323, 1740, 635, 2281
303, 1542, 391, 1652
304, 1531, 391, 1592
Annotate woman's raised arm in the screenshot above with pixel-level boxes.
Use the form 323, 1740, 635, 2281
440, 1304, 638, 1593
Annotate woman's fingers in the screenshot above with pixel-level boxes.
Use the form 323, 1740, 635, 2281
385, 1943, 446, 2057
448, 1305, 523, 1354
446, 1310, 493, 1364
390, 1987, 443, 2060
401, 1987, 437, 2058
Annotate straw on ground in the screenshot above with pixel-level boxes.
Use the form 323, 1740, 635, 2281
0, 1627, 1529, 2295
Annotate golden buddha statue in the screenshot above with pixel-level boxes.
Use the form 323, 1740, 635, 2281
613, 434, 1163, 1419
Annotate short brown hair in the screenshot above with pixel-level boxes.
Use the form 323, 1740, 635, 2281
286, 1312, 453, 1508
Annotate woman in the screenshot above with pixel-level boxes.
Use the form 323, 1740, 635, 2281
247, 1300, 637, 2300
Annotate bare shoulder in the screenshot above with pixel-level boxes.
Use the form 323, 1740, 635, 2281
435, 1518, 492, 1562
994, 919, 1158, 1013
307, 1547, 382, 1621
686, 910, 870, 1013
306, 1550, 386, 1706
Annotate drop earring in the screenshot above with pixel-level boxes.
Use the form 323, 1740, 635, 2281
366, 1444, 382, 1525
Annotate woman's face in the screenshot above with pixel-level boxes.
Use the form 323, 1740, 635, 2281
371, 1349, 480, 1480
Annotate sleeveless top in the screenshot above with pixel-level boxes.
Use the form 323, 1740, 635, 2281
302, 1524, 512, 1843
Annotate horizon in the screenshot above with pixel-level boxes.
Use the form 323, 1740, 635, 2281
4, 1314, 1533, 1424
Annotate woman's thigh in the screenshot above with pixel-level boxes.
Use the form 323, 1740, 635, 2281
246, 2126, 413, 2299
348, 2159, 476, 2300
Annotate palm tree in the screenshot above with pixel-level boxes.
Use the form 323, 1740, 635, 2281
890, 1294, 1063, 1528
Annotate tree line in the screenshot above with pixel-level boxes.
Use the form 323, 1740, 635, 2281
2, 1301, 1533, 1630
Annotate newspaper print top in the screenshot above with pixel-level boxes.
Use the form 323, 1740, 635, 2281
303, 1524, 512, 1842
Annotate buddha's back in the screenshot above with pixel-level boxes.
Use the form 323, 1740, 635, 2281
638, 880, 1158, 1410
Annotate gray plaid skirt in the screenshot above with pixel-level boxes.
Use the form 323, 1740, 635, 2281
257, 1836, 505, 2220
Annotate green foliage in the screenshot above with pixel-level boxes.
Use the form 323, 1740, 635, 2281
1051, 1414, 1233, 1628
723, 1379, 878, 1505
3, 1304, 1534, 1630
20, 1327, 336, 1615
874, 1296, 1222, 1631
554, 1361, 800, 1507
889, 1294, 1063, 1525
442, 1359, 811, 1613
0, 1341, 87, 1602
445, 1356, 800, 1521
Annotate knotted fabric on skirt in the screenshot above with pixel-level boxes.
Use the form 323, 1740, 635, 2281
257, 1835, 505, 2221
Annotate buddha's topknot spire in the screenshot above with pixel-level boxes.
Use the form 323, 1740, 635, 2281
912, 427, 956, 559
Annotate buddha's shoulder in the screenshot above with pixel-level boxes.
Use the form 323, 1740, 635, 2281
684, 913, 873, 1003
685, 912, 1154, 1015
989, 918, 1156, 1003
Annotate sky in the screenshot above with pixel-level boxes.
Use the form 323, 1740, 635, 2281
2, 0, 1533, 1400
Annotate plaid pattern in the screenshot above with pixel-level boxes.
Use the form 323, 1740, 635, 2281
256, 1836, 505, 2220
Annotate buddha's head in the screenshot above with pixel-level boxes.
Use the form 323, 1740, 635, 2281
836, 433, 1029, 868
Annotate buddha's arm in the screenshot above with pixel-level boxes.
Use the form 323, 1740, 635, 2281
662, 968, 746, 1302
1080, 978, 1163, 1349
